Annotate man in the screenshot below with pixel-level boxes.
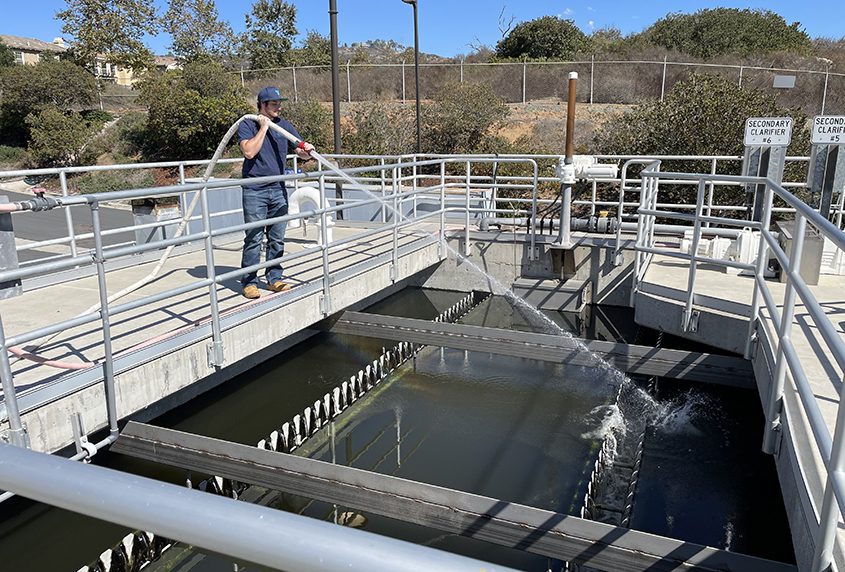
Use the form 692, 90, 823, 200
238, 86, 315, 299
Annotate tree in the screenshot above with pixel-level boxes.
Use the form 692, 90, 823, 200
642, 8, 812, 58
163, 0, 236, 62
495, 16, 589, 60
57, 0, 159, 71
280, 98, 332, 151
26, 106, 95, 167
422, 83, 509, 154
138, 60, 250, 159
0, 59, 97, 145
285, 31, 331, 67
0, 43, 14, 68
241, 0, 297, 70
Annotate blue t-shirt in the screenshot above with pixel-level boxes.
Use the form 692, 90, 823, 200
238, 116, 302, 191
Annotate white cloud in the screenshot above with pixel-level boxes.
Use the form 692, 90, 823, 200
587, 6, 594, 11
588, 20, 595, 30
563, 7, 574, 16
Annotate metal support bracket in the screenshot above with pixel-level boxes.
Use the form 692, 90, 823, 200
612, 249, 624, 267
682, 309, 700, 333
71, 412, 96, 461
320, 295, 331, 316
389, 263, 397, 283
206, 341, 225, 368
1, 424, 30, 449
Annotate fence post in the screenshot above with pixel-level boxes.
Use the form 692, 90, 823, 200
292, 65, 298, 103
346, 60, 351, 103
402, 60, 406, 104
522, 59, 527, 104
660, 56, 668, 101
738, 65, 744, 87
460, 58, 464, 83
590, 54, 594, 105
821, 64, 830, 114
240, 66, 245, 88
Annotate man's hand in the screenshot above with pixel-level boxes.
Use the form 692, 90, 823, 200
257, 115, 271, 130
296, 141, 315, 160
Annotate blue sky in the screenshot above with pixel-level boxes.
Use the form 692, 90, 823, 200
4, 0, 844, 57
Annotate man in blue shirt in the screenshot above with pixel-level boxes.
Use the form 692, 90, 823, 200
237, 86, 315, 299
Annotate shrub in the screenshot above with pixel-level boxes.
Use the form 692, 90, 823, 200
0, 145, 28, 168
495, 16, 589, 60
138, 60, 251, 160
422, 82, 509, 154
80, 111, 147, 164
25, 106, 95, 167
641, 8, 812, 58
595, 72, 810, 211
343, 102, 415, 156
80, 109, 115, 129
279, 97, 333, 151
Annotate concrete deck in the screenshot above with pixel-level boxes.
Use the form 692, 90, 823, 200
0, 223, 444, 453
636, 253, 845, 570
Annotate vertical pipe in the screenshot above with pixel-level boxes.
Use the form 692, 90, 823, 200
746, 184, 772, 358
59, 171, 78, 258
380, 158, 387, 223
762, 214, 806, 454
90, 203, 118, 438
560, 71, 578, 247
346, 60, 351, 103
464, 160, 471, 256
0, 318, 26, 447
411, 1, 421, 154
198, 185, 224, 367
660, 56, 667, 101
292, 65, 298, 103
705, 157, 717, 226
589, 55, 594, 105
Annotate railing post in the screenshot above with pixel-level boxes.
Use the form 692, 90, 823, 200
391, 167, 399, 282
745, 184, 773, 359
319, 174, 331, 315
681, 179, 707, 332
292, 65, 298, 103
380, 158, 387, 223
464, 160, 471, 256
412, 162, 418, 218
660, 56, 668, 101
439, 162, 446, 259
0, 317, 27, 448
762, 213, 806, 454
59, 170, 78, 258
704, 158, 717, 226
89, 202, 119, 439
198, 185, 224, 368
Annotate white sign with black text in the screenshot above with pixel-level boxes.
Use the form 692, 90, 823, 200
744, 117, 793, 146
811, 116, 845, 145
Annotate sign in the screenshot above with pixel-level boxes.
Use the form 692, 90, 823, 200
811, 115, 845, 145
744, 117, 793, 146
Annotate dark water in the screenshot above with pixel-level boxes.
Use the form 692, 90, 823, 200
0, 288, 794, 570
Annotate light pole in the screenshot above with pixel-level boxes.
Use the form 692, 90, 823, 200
402, 0, 421, 154
328, 0, 343, 219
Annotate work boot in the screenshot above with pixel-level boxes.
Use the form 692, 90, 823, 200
268, 280, 292, 293
242, 284, 261, 299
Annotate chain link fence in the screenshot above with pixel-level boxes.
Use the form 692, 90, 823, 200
237, 58, 844, 115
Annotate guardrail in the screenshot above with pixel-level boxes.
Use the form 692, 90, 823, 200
633, 165, 845, 571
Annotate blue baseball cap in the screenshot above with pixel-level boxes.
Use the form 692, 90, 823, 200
257, 86, 286, 103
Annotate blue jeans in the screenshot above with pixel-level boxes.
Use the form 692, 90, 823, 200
241, 185, 288, 287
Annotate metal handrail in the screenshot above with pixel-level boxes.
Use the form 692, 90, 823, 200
634, 165, 845, 571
